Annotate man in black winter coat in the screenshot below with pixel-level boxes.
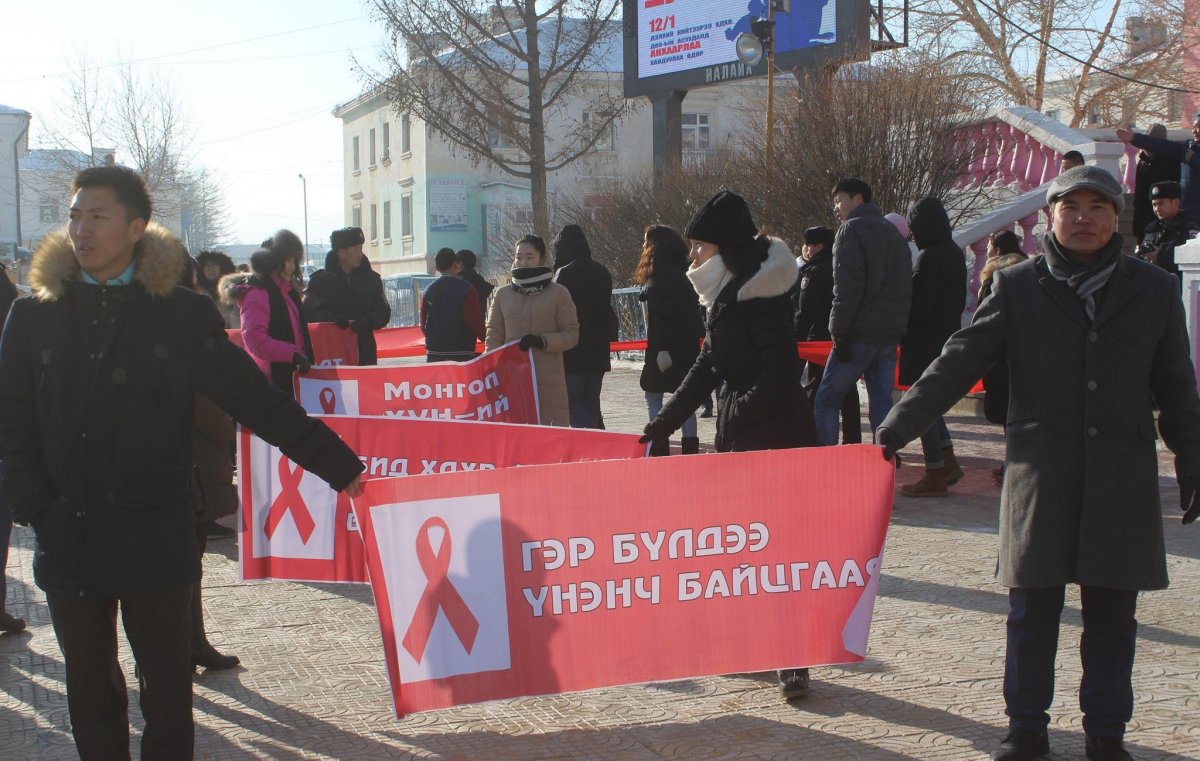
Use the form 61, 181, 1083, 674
304, 226, 391, 364
553, 224, 616, 428
791, 226, 861, 444
1138, 180, 1198, 289
0, 166, 366, 761
898, 197, 967, 498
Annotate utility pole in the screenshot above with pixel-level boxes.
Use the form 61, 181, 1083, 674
298, 174, 310, 263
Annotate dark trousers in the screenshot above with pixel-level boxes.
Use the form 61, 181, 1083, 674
46, 584, 195, 761
426, 351, 478, 363
802, 361, 862, 444
566, 372, 606, 429
0, 493, 11, 612
1004, 585, 1138, 739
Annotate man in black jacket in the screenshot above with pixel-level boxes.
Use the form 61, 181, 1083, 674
553, 224, 616, 429
304, 226, 391, 364
0, 166, 365, 761
421, 248, 485, 362
791, 226, 861, 444
1138, 181, 1198, 289
813, 178, 912, 445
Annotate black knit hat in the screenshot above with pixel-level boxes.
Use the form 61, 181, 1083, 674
330, 226, 365, 250
1151, 181, 1182, 200
684, 191, 757, 252
803, 226, 835, 248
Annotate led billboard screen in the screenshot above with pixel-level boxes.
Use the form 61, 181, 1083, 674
637, 0, 837, 80
623, 0, 866, 97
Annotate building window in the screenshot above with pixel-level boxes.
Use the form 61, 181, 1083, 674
1089, 109, 1102, 125
382, 122, 390, 160
352, 204, 362, 229
39, 204, 60, 223
383, 200, 392, 240
682, 113, 710, 151
1045, 109, 1061, 122
487, 119, 514, 149
583, 110, 615, 151
369, 128, 377, 167
1168, 93, 1183, 123
370, 203, 378, 242
401, 194, 413, 238
352, 136, 360, 172
401, 114, 411, 154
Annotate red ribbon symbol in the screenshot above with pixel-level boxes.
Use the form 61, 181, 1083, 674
319, 387, 337, 414
402, 517, 480, 663
263, 458, 316, 544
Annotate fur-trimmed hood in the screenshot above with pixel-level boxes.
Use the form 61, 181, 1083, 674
981, 252, 1027, 286
28, 222, 185, 302
217, 272, 255, 305
736, 238, 798, 301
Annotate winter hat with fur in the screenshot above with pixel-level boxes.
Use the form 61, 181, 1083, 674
684, 191, 757, 253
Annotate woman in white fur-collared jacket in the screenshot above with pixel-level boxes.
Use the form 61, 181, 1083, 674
642, 190, 817, 453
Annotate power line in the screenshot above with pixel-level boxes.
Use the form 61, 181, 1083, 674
972, 0, 1200, 95
0, 16, 367, 85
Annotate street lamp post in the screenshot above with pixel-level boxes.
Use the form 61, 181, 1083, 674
298, 174, 309, 263
735, 0, 784, 226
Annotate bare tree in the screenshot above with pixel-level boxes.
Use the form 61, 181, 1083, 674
565, 56, 985, 282
361, 0, 625, 238
900, 0, 1191, 126
179, 168, 232, 252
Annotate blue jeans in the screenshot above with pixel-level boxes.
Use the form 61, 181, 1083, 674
1004, 586, 1138, 739
566, 372, 605, 429
646, 391, 697, 437
813, 342, 897, 446
919, 416, 952, 468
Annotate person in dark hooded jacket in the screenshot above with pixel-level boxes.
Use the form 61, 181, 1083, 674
456, 249, 494, 314
304, 226, 391, 365
898, 197, 967, 498
553, 224, 617, 428
0, 267, 24, 635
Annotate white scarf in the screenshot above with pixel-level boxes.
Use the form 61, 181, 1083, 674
686, 254, 733, 308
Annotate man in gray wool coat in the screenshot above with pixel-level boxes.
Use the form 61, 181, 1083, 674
877, 165, 1200, 761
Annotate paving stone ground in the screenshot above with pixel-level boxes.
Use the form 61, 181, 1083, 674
2, 361, 1198, 760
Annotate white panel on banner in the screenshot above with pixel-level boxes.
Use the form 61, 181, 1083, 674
371, 494, 512, 681
297, 377, 361, 416
636, 0, 837, 80
248, 437, 340, 560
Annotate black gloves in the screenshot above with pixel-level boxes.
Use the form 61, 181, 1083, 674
293, 351, 312, 373
832, 340, 851, 363
1180, 476, 1200, 525
877, 427, 903, 462
350, 319, 373, 334
335, 316, 351, 329
518, 334, 546, 351
639, 417, 674, 444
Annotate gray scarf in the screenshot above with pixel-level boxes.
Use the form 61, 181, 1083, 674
1041, 232, 1123, 322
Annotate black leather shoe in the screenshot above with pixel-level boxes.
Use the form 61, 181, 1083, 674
1085, 736, 1133, 761
205, 522, 236, 539
992, 729, 1050, 761
778, 668, 810, 699
0, 612, 26, 634
192, 642, 241, 671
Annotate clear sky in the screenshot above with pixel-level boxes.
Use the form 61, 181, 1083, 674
2, 1, 388, 246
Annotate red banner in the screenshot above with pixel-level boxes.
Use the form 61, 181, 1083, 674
351, 445, 895, 716
376, 326, 484, 359
238, 415, 647, 583
293, 341, 539, 423
308, 322, 360, 367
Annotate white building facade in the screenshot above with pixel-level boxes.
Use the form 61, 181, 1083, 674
0, 105, 32, 257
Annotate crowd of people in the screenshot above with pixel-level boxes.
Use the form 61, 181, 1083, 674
1, 125, 1200, 760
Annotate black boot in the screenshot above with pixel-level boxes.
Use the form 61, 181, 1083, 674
648, 438, 670, 457
191, 583, 240, 671
991, 729, 1049, 761
778, 668, 810, 699
681, 436, 700, 455
1084, 736, 1133, 761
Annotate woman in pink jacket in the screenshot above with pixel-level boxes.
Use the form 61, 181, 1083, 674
219, 229, 313, 395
